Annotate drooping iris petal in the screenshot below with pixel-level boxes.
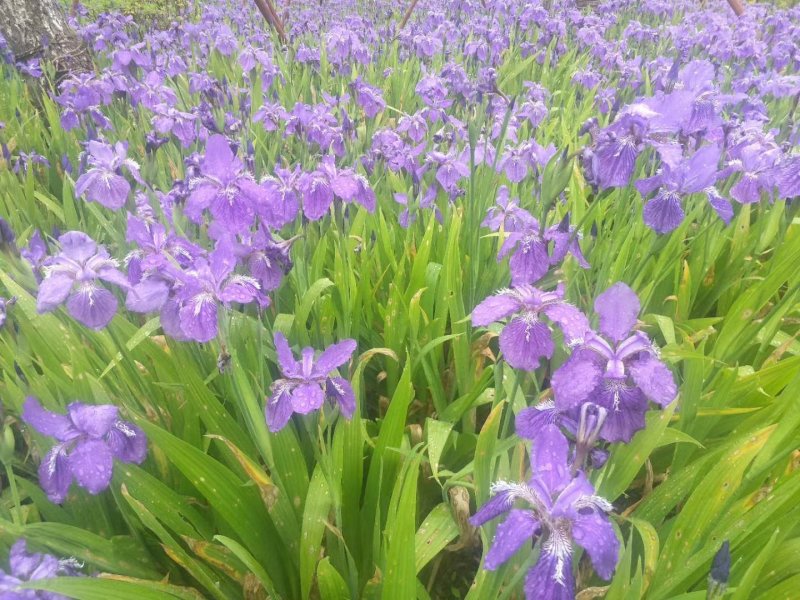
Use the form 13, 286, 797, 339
291, 383, 325, 414
498, 316, 554, 371
552, 356, 603, 411
572, 510, 620, 580
79, 171, 131, 210
38, 445, 73, 504
643, 191, 685, 234
509, 236, 549, 286
22, 397, 76, 441
312, 340, 357, 376
471, 293, 520, 327
67, 402, 118, 438
266, 384, 296, 433
593, 381, 648, 443
730, 174, 761, 204
66, 285, 118, 330
594, 282, 640, 343
179, 295, 218, 343
106, 420, 148, 463
484, 509, 540, 570
68, 439, 114, 495
36, 275, 74, 313
325, 377, 356, 418
706, 188, 734, 225
302, 177, 334, 221
523, 548, 575, 600
515, 402, 559, 440
160, 298, 189, 341
628, 357, 677, 406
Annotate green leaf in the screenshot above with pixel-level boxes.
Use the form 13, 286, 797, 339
301, 465, 334, 600
414, 503, 459, 573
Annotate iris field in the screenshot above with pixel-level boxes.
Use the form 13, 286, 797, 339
0, 0, 799, 598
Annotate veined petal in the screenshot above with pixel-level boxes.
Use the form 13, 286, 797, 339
523, 546, 575, 600
179, 294, 218, 343
484, 509, 540, 570
516, 402, 559, 440
643, 191, 685, 234
266, 382, 295, 433
66, 285, 118, 330
594, 381, 647, 443
499, 316, 554, 371
509, 238, 549, 286
325, 377, 356, 418
106, 420, 148, 464
39, 444, 73, 504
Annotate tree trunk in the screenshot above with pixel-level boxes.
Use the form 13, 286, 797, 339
0, 0, 91, 76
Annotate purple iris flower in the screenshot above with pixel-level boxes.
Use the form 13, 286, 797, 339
635, 145, 725, 234
266, 333, 357, 432
352, 78, 386, 119
22, 396, 147, 504
470, 425, 618, 599
152, 104, 199, 148
495, 210, 589, 287
550, 283, 677, 442
472, 284, 589, 371
161, 243, 266, 343
36, 232, 129, 330
299, 157, 376, 221
0, 539, 81, 599
724, 140, 783, 205
185, 134, 268, 233
74, 141, 142, 211
259, 166, 302, 229
482, 187, 534, 233
426, 151, 470, 192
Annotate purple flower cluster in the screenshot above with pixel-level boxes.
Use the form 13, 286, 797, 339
22, 397, 147, 504
470, 282, 676, 597
0, 539, 81, 599
581, 59, 800, 233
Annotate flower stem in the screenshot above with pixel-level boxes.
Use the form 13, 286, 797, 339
4, 462, 22, 526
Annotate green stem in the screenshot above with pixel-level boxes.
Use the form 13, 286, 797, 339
4, 463, 22, 526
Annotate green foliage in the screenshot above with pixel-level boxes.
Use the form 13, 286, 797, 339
1, 4, 800, 600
